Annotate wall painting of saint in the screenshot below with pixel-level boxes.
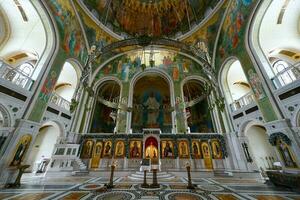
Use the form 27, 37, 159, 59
103, 141, 112, 158
81, 140, 94, 159
130, 140, 142, 159
10, 134, 32, 166
161, 140, 174, 158
192, 140, 201, 159
114, 140, 125, 158
178, 140, 189, 158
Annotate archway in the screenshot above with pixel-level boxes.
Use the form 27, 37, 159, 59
220, 59, 253, 111
244, 124, 278, 170
51, 61, 81, 110
90, 80, 121, 133
26, 121, 62, 172
132, 74, 172, 133
182, 79, 213, 133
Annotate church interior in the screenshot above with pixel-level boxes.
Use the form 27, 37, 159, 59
0, 0, 300, 199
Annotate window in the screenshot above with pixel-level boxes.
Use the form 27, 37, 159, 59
272, 60, 297, 87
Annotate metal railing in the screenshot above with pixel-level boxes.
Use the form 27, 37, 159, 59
50, 93, 71, 111
230, 92, 255, 112
0, 60, 34, 90
271, 63, 300, 89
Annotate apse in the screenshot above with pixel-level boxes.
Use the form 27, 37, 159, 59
90, 80, 121, 133
183, 80, 213, 133
131, 74, 172, 133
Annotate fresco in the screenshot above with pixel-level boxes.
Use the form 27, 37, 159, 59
74, 0, 119, 49
161, 140, 174, 158
132, 75, 172, 133
10, 134, 32, 166
114, 140, 125, 158
94, 50, 206, 83
129, 140, 142, 158
81, 140, 94, 159
82, 0, 220, 37
215, 0, 278, 122
183, 0, 229, 58
28, 0, 88, 122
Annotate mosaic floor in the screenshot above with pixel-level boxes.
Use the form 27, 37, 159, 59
0, 173, 299, 200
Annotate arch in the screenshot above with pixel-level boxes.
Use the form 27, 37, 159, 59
181, 77, 214, 133
0, 104, 11, 128
128, 68, 175, 133
239, 120, 278, 170
54, 60, 82, 102
26, 121, 63, 172
89, 78, 122, 133
249, 0, 300, 90
91, 46, 212, 86
219, 58, 253, 111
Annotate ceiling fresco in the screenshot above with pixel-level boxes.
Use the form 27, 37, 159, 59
81, 0, 220, 37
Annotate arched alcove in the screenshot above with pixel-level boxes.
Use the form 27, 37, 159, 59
243, 123, 278, 170
26, 121, 62, 172
131, 73, 172, 133
220, 59, 253, 111
90, 80, 121, 133
182, 79, 213, 133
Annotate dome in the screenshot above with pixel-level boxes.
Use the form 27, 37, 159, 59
82, 0, 220, 38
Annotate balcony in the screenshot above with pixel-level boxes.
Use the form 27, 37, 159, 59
50, 93, 71, 111
271, 63, 300, 89
0, 60, 34, 90
230, 92, 256, 112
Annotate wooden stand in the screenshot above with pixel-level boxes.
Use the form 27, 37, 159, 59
141, 170, 149, 188
5, 165, 30, 188
150, 169, 160, 188
186, 165, 195, 189
105, 164, 115, 189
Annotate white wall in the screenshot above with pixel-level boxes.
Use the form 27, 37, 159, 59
55, 62, 79, 101
26, 121, 60, 171
246, 126, 277, 169
0, 0, 46, 60
226, 60, 251, 103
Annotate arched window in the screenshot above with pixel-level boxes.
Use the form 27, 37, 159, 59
272, 60, 296, 87
17, 62, 34, 77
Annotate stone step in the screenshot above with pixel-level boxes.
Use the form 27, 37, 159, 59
71, 170, 89, 176
213, 170, 233, 177
128, 171, 175, 180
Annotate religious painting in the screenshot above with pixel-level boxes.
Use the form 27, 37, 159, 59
161, 140, 174, 158
191, 140, 201, 159
81, 140, 94, 159
131, 75, 172, 133
211, 140, 223, 159
129, 140, 142, 159
248, 69, 266, 100
114, 140, 125, 158
145, 137, 159, 163
103, 141, 112, 158
201, 142, 213, 170
91, 141, 103, 168
276, 139, 298, 168
10, 134, 32, 166
183, 81, 214, 133
178, 140, 189, 158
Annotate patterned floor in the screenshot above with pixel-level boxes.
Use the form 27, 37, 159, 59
0, 173, 299, 200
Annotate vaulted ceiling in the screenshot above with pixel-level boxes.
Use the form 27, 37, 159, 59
82, 0, 220, 38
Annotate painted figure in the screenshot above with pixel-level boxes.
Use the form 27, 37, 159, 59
144, 92, 160, 126
104, 141, 112, 156
130, 141, 141, 158
277, 139, 297, 168
115, 141, 124, 157
163, 141, 173, 158
10, 135, 31, 166
193, 142, 199, 157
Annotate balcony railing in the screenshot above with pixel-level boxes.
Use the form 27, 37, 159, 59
271, 63, 300, 89
0, 60, 34, 90
50, 93, 71, 111
230, 92, 255, 112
